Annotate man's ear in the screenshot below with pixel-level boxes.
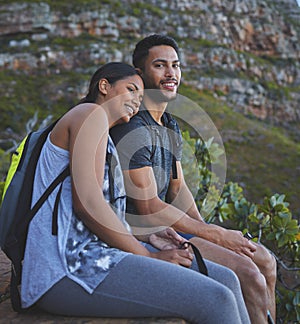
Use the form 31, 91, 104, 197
98, 78, 110, 95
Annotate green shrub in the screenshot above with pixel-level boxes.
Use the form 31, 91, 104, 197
181, 130, 300, 323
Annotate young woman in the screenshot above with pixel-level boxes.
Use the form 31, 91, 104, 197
21, 62, 248, 323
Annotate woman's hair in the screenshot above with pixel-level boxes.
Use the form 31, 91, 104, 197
80, 62, 139, 104
132, 34, 180, 70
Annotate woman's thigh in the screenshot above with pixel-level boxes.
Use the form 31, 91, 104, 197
37, 254, 242, 324
145, 243, 250, 323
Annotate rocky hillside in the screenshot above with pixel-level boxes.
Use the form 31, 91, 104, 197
0, 0, 299, 124
0, 0, 299, 215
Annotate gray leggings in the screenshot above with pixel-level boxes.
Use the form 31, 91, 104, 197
37, 253, 250, 324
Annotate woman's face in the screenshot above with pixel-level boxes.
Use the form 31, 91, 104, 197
104, 74, 144, 126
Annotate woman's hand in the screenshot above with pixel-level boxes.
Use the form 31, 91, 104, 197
149, 227, 186, 250
149, 248, 194, 268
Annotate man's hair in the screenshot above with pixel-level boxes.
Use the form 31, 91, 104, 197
132, 34, 180, 70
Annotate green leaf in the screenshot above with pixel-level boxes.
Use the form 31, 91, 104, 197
277, 194, 286, 204
293, 292, 300, 306
205, 137, 214, 149
266, 232, 275, 240
274, 203, 284, 212
270, 195, 277, 208
261, 215, 270, 226
278, 236, 289, 247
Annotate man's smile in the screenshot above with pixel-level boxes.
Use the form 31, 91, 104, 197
160, 79, 178, 91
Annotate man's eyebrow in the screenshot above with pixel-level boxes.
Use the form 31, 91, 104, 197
152, 59, 180, 64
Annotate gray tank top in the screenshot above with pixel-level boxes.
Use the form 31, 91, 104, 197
21, 134, 131, 308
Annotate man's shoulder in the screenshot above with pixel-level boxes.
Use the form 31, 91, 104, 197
110, 111, 152, 144
113, 112, 147, 131
132, 109, 156, 126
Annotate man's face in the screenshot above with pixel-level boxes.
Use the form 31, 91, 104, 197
140, 45, 181, 102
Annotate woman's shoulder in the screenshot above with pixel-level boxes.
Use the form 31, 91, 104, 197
59, 103, 108, 132
65, 103, 104, 122
52, 103, 106, 149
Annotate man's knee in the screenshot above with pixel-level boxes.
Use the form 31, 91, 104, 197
255, 246, 277, 283
264, 253, 277, 277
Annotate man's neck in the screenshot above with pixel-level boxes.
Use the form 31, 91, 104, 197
143, 95, 167, 125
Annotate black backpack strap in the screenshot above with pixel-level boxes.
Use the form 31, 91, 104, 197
52, 182, 64, 236
10, 252, 22, 312
190, 242, 208, 276
8, 165, 70, 312
106, 152, 117, 204
180, 241, 208, 276
30, 166, 70, 220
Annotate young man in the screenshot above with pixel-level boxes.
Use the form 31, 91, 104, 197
110, 34, 276, 324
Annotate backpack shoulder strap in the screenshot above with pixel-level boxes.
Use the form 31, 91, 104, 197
29, 166, 70, 221
9, 165, 70, 312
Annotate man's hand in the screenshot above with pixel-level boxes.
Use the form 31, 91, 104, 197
221, 229, 257, 259
149, 227, 185, 250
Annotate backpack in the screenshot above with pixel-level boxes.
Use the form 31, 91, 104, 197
0, 120, 69, 312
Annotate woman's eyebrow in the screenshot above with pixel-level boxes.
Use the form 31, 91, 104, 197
130, 82, 141, 90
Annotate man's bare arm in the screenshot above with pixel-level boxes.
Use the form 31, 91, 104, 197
123, 165, 256, 258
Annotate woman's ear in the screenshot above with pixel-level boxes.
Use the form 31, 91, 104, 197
135, 68, 143, 76
98, 78, 110, 95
